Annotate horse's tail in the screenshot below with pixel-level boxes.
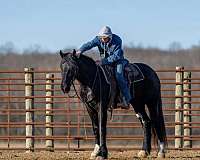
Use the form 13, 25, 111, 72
148, 92, 167, 148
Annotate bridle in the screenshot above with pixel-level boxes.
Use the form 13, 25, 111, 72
61, 57, 79, 98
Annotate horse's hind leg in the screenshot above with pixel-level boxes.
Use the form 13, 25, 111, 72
147, 97, 166, 158
131, 103, 152, 158
85, 103, 100, 159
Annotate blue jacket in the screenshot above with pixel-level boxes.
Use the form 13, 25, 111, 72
79, 34, 125, 65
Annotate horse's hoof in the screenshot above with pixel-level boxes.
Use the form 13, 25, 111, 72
137, 150, 148, 158
157, 152, 165, 158
90, 153, 97, 160
95, 156, 107, 160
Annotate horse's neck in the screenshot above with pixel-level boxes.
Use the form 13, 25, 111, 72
76, 58, 97, 88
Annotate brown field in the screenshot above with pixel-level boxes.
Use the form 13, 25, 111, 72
0, 150, 200, 160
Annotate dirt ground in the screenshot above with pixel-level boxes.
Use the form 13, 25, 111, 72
0, 150, 200, 160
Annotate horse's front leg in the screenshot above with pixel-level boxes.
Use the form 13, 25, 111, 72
96, 102, 108, 160
85, 103, 100, 160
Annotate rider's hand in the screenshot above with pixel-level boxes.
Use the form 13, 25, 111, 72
95, 60, 101, 65
96, 59, 109, 65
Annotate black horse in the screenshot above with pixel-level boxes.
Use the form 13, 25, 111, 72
59, 50, 167, 160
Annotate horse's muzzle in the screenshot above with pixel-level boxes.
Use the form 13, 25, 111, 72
64, 86, 70, 93
61, 83, 70, 94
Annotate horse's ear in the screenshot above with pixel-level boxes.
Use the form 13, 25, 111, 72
59, 50, 64, 58
72, 49, 78, 59
72, 49, 76, 56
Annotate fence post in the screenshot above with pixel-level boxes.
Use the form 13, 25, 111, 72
183, 71, 192, 148
175, 66, 184, 149
24, 67, 34, 152
45, 74, 54, 151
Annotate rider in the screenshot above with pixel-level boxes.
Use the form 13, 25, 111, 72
76, 26, 132, 107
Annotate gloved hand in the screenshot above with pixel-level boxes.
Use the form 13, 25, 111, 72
96, 60, 104, 65
95, 60, 100, 65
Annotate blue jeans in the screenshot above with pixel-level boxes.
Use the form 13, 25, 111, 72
115, 59, 132, 103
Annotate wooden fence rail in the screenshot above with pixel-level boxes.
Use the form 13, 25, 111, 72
0, 67, 199, 151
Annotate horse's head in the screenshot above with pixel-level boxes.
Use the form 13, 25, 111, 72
59, 49, 79, 93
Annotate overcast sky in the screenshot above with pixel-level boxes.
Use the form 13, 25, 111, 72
0, 0, 200, 52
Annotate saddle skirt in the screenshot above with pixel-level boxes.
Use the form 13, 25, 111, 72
124, 63, 145, 84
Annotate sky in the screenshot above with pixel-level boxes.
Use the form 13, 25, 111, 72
0, 0, 200, 52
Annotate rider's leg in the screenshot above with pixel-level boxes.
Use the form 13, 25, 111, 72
115, 61, 132, 106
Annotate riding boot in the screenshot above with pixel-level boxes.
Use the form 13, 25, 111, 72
115, 60, 132, 109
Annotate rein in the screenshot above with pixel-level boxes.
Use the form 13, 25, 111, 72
67, 82, 79, 98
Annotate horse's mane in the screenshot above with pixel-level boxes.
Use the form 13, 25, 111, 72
79, 54, 97, 67
61, 52, 97, 67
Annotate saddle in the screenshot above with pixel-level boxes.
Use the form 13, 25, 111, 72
111, 63, 145, 109
101, 62, 145, 85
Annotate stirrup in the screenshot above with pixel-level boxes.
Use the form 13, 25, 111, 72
121, 96, 130, 109
121, 104, 130, 110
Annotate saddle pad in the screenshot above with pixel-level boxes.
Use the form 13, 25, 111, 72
125, 63, 145, 83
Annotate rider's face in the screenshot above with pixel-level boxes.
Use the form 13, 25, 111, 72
100, 36, 110, 43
